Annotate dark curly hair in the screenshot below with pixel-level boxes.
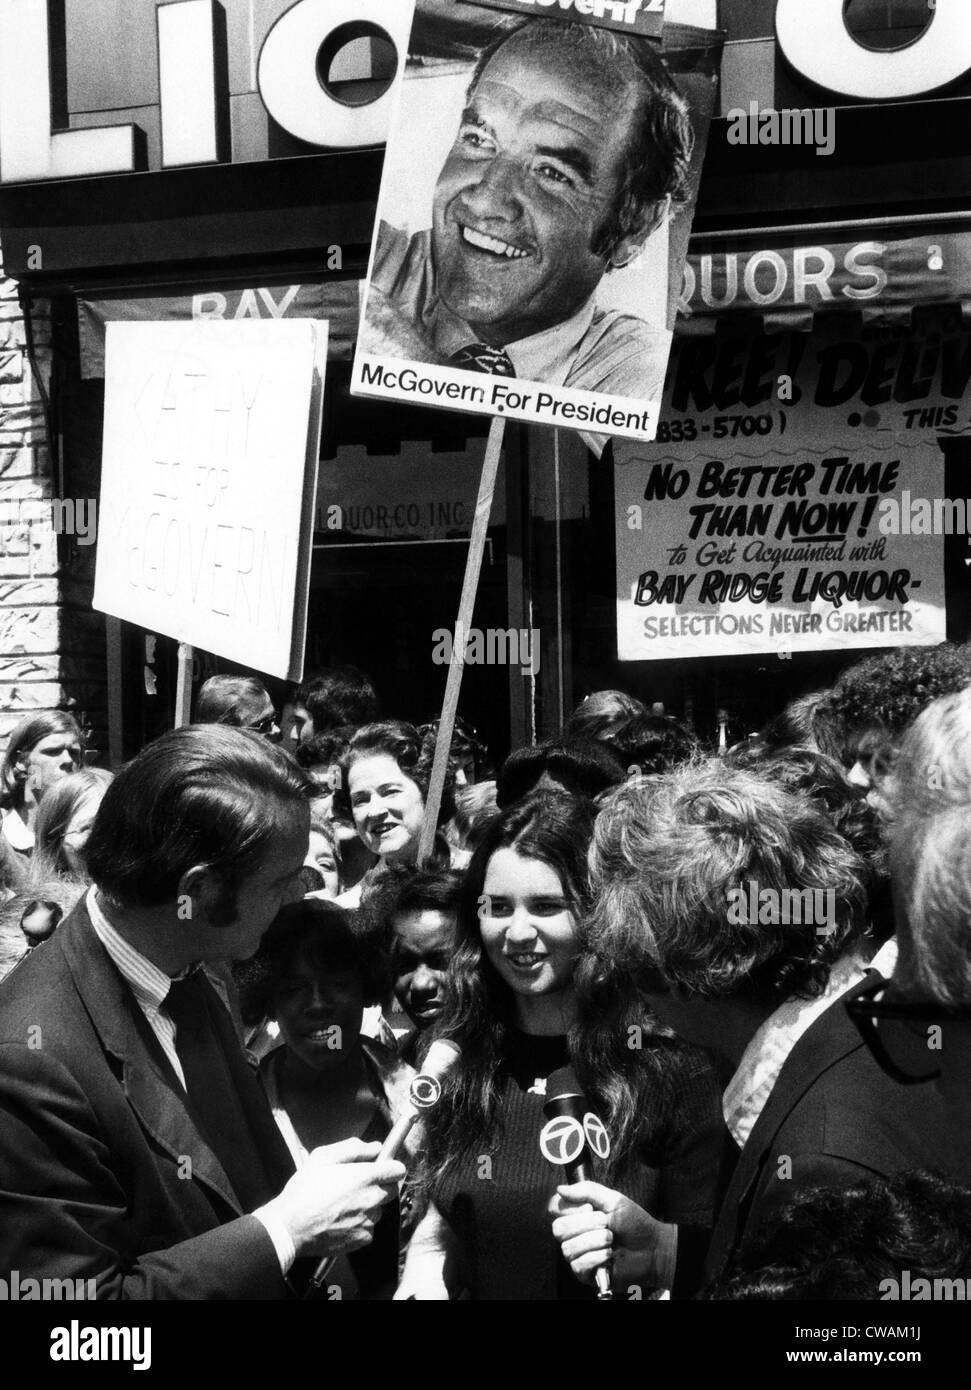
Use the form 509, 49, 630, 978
496, 737, 624, 809
725, 744, 885, 882
293, 666, 380, 734
707, 1170, 971, 1300
821, 644, 971, 762
294, 725, 354, 772
605, 714, 698, 777
235, 897, 389, 1026
587, 760, 870, 1004
335, 720, 457, 828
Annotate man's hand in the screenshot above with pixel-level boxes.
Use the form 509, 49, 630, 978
549, 1182, 676, 1290
360, 287, 442, 364
266, 1139, 406, 1259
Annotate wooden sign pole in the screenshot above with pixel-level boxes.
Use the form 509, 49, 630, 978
417, 415, 506, 865
174, 643, 194, 728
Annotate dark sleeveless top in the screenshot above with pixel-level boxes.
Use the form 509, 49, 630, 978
432, 1029, 723, 1301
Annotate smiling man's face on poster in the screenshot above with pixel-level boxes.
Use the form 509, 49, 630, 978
432, 29, 642, 347
353, 5, 718, 445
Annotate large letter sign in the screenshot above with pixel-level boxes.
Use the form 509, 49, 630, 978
0, 0, 415, 183
0, 0, 137, 181
777, 0, 971, 100
258, 0, 414, 150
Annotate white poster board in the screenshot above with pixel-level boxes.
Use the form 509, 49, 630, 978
94, 319, 326, 681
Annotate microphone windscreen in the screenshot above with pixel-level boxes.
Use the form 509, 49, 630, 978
419, 1038, 462, 1082
545, 1066, 584, 1105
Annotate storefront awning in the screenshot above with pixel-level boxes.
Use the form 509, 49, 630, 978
77, 280, 362, 378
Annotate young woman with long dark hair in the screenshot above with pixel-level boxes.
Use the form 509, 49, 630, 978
396, 790, 723, 1300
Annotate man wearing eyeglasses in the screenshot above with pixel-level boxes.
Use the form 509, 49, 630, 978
195, 674, 281, 744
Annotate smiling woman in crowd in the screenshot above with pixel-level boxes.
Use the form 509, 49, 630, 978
396, 790, 722, 1301
334, 721, 461, 909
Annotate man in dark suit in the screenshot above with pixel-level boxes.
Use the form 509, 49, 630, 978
0, 725, 404, 1298
699, 969, 949, 1287
548, 760, 952, 1296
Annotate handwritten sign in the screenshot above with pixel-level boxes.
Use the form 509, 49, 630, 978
94, 320, 326, 680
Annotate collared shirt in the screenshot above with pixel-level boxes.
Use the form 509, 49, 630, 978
868, 937, 899, 980
86, 886, 233, 1089
364, 223, 670, 401
2, 809, 33, 853
434, 290, 600, 388
85, 888, 294, 1273
723, 951, 870, 1149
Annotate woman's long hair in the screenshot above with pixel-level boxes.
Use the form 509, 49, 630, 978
32, 767, 113, 880
417, 790, 688, 1194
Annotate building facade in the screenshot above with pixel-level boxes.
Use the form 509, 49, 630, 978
1, 0, 969, 761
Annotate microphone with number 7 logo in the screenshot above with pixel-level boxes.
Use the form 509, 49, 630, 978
540, 1066, 613, 1300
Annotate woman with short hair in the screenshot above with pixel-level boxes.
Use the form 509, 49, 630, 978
334, 721, 461, 909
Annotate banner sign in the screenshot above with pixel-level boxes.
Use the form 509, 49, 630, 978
352, 3, 720, 445
94, 320, 326, 681
651, 312, 971, 450
683, 232, 971, 319
615, 439, 948, 662
78, 283, 361, 379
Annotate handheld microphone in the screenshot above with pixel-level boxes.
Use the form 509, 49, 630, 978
540, 1066, 613, 1301
306, 1038, 461, 1294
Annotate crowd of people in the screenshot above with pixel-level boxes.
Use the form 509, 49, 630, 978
1, 645, 971, 1300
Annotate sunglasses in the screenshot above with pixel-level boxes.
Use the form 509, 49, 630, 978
846, 974, 971, 1085
246, 713, 278, 735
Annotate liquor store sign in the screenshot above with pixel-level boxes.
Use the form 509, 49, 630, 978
1, 0, 971, 185
0, 0, 414, 183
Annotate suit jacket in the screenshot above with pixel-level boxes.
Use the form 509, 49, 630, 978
702, 975, 955, 1289
0, 900, 296, 1299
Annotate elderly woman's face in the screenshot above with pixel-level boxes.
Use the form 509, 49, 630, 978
347, 753, 425, 863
